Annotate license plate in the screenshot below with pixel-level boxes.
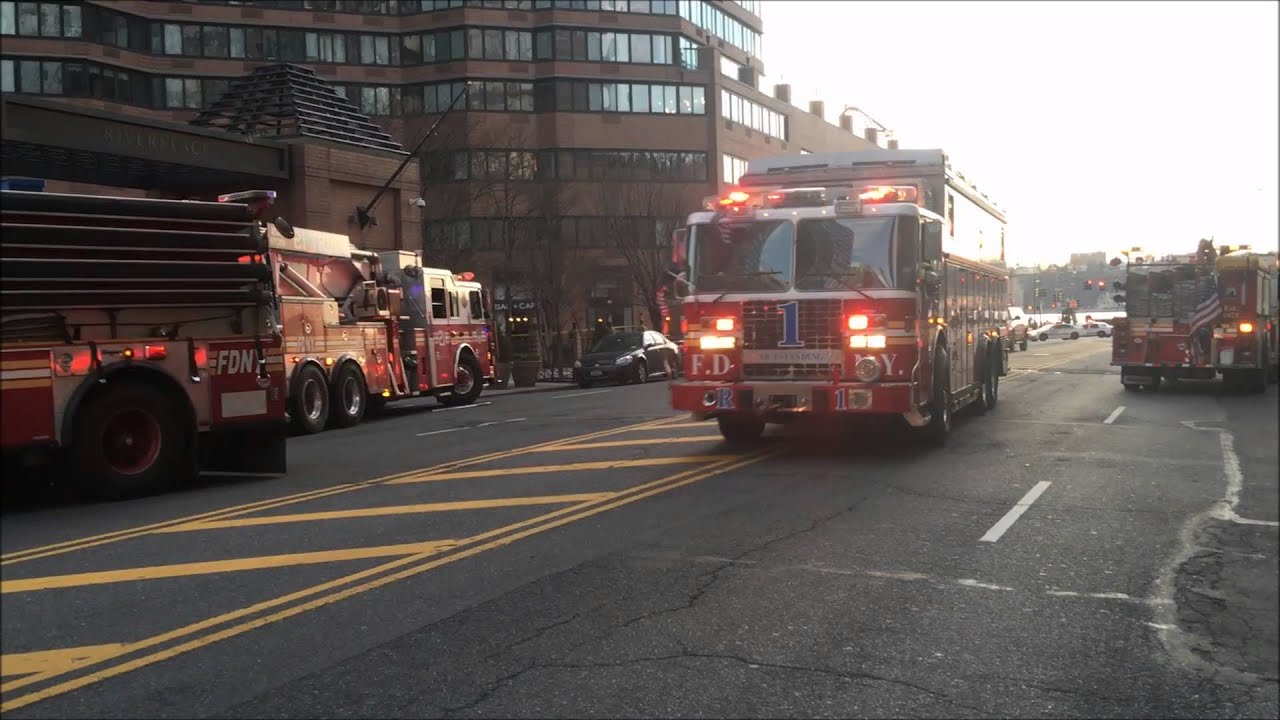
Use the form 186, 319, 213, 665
590, 369, 603, 377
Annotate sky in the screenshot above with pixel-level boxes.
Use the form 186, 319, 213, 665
760, 0, 1279, 268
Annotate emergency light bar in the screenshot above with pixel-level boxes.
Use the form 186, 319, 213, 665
857, 185, 918, 203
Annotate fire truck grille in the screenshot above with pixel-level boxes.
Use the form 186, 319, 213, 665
743, 363, 837, 380
741, 299, 843, 350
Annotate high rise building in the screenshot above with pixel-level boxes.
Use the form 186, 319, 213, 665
1, 0, 879, 348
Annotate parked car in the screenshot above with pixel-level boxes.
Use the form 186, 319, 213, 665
1080, 321, 1113, 338
1006, 306, 1029, 351
573, 330, 679, 387
1036, 323, 1081, 341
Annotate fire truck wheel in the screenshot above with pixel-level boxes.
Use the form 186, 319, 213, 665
1019, 339, 1028, 352
717, 415, 765, 445
71, 381, 188, 500
921, 349, 951, 447
984, 350, 1000, 410
329, 362, 367, 428
442, 353, 484, 406
292, 364, 330, 434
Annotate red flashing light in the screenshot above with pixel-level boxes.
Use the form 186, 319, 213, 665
857, 185, 919, 204
714, 317, 736, 332
455, 271, 476, 282
847, 314, 869, 331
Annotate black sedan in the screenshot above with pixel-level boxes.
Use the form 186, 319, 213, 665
574, 330, 679, 388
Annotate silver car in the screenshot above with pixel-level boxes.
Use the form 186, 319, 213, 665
1035, 322, 1081, 341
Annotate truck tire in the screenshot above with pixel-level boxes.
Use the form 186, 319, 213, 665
292, 364, 329, 434
717, 415, 765, 445
328, 362, 367, 428
985, 348, 1000, 409
441, 353, 484, 406
1019, 339, 1028, 352
71, 381, 189, 500
921, 348, 951, 447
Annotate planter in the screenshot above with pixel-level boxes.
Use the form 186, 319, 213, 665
491, 361, 512, 389
511, 360, 540, 388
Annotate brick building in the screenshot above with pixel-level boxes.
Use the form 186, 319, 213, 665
1, 0, 883, 361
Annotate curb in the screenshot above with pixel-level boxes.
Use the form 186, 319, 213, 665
484, 382, 577, 398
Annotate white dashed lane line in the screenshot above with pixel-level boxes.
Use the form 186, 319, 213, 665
979, 481, 1053, 543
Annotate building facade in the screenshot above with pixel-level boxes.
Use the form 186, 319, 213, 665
2, 0, 880, 363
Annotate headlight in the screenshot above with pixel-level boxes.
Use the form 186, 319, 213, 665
855, 356, 881, 382
574, 360, 582, 368
616, 355, 633, 365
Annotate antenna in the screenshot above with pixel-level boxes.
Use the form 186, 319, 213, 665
356, 82, 471, 230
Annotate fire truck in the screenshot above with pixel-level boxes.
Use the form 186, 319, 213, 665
1, 188, 288, 500
668, 148, 1010, 445
1111, 243, 1278, 393
242, 197, 494, 434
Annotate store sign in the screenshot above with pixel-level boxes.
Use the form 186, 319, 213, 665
494, 300, 537, 312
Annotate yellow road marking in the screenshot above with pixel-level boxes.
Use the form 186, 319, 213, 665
537, 436, 725, 452
158, 493, 618, 532
0, 449, 776, 708
0, 541, 458, 594
385, 455, 734, 485
1, 645, 129, 679
1009, 345, 1111, 377
635, 422, 712, 429
1, 415, 683, 566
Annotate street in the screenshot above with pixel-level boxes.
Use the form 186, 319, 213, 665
1, 336, 1276, 719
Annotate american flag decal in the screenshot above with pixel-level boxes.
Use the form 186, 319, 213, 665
1189, 287, 1223, 335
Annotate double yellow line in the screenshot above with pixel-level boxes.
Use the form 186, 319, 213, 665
1, 445, 776, 711
1, 414, 685, 568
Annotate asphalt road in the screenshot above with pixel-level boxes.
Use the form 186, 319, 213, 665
2, 335, 1276, 719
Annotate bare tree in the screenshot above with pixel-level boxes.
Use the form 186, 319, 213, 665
595, 182, 689, 332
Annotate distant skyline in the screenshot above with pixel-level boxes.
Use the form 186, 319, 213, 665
759, 0, 1279, 267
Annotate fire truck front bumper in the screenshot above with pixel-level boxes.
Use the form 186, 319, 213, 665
671, 381, 916, 422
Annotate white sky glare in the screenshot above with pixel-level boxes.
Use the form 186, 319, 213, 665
760, 0, 1279, 267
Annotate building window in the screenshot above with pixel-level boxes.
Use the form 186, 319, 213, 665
720, 88, 787, 141
552, 80, 705, 115
722, 153, 747, 184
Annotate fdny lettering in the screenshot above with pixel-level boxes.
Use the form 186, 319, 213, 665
212, 349, 258, 375
690, 353, 732, 376
853, 353, 899, 375
716, 388, 735, 409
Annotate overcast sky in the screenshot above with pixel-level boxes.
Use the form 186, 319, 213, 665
760, 0, 1278, 267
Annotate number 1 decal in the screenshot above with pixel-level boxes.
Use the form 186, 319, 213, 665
778, 301, 804, 348
835, 388, 848, 411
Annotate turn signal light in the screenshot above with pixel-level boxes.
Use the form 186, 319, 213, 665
849, 335, 887, 349
700, 335, 736, 350
714, 317, 736, 332
1239, 321, 1254, 333
847, 314, 869, 331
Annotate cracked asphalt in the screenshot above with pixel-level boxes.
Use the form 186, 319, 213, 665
2, 336, 1276, 719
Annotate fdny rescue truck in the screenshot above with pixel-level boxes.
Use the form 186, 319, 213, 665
669, 149, 1010, 445
1, 189, 288, 499
243, 199, 494, 434
1111, 244, 1278, 393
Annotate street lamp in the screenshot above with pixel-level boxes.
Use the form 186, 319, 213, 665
841, 105, 895, 146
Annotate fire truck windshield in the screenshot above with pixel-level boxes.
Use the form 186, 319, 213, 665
690, 220, 793, 293
794, 216, 896, 291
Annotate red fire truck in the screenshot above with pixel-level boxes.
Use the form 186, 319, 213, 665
245, 202, 494, 434
1111, 244, 1278, 393
668, 149, 1010, 445
1214, 249, 1278, 391
1, 188, 288, 499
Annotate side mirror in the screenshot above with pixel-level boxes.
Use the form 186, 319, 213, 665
272, 216, 296, 239
1112, 281, 1124, 291
923, 270, 941, 297
922, 223, 943, 262
670, 228, 688, 269
1113, 294, 1126, 304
